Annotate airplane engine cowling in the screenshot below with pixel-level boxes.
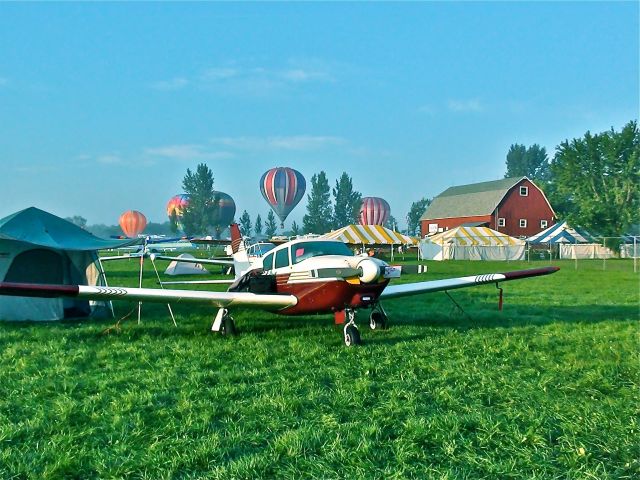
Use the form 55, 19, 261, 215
358, 258, 383, 283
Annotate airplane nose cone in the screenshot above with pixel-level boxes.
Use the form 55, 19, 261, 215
357, 258, 384, 283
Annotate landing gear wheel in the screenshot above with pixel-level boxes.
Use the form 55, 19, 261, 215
219, 315, 237, 336
344, 324, 361, 347
369, 311, 387, 330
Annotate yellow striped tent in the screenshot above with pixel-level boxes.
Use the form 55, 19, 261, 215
430, 226, 523, 246
323, 224, 418, 246
422, 226, 525, 261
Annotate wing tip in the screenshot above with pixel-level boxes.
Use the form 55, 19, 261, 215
501, 266, 560, 280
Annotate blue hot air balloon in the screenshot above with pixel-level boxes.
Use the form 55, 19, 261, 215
259, 167, 306, 227
212, 190, 236, 228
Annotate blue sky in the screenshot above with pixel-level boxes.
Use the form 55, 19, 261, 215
0, 2, 637, 229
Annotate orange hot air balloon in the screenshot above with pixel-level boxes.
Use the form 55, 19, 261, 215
119, 210, 147, 238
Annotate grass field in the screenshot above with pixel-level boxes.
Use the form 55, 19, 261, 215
0, 258, 637, 479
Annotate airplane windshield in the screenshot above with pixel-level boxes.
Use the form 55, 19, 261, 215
248, 243, 276, 257
292, 241, 353, 264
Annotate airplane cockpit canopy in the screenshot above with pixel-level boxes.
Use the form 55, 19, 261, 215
291, 241, 354, 264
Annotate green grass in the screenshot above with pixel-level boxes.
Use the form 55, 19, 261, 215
0, 259, 637, 479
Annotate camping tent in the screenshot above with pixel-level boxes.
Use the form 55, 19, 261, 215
164, 254, 210, 275
323, 224, 418, 246
420, 226, 525, 261
0, 207, 138, 321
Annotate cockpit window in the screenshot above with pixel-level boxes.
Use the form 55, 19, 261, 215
262, 252, 274, 270
292, 241, 353, 264
274, 248, 290, 269
248, 242, 276, 257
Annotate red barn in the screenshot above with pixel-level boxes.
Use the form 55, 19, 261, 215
420, 177, 556, 238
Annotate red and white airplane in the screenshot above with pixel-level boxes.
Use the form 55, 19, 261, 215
0, 224, 559, 346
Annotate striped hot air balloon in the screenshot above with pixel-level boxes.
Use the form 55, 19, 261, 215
119, 210, 147, 238
359, 197, 390, 226
259, 167, 306, 227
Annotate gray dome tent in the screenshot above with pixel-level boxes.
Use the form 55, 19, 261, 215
0, 207, 139, 321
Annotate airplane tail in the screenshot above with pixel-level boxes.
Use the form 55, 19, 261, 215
230, 223, 244, 254
228, 223, 251, 280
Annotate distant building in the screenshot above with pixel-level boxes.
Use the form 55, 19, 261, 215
420, 177, 556, 238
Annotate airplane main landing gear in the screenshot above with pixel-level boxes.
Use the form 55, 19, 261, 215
211, 308, 237, 336
343, 309, 361, 347
369, 303, 389, 330
220, 314, 236, 336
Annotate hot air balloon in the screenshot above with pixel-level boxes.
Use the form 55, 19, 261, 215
119, 210, 147, 238
166, 194, 190, 229
259, 167, 306, 227
359, 197, 390, 226
212, 191, 236, 228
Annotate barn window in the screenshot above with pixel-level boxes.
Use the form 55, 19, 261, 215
498, 218, 505, 227
519, 219, 527, 228
540, 220, 548, 229
428, 223, 438, 233
520, 186, 529, 196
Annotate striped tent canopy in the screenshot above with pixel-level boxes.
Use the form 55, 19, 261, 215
429, 226, 524, 246
323, 224, 418, 245
527, 221, 591, 244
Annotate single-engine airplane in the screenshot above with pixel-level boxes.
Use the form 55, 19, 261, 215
0, 224, 559, 346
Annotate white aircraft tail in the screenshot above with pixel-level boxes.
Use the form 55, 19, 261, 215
229, 223, 251, 279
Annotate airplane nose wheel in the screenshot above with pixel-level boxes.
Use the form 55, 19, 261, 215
343, 309, 361, 346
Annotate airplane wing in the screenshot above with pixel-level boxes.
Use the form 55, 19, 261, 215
0, 282, 296, 310
380, 266, 559, 299
152, 255, 234, 266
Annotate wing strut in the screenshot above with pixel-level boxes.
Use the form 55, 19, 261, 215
444, 291, 472, 321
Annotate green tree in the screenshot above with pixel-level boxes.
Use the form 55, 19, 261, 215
332, 172, 362, 228
290, 220, 300, 236
239, 210, 252, 237
169, 211, 179, 234
385, 214, 398, 231
181, 163, 218, 236
406, 198, 431, 236
549, 120, 639, 235
65, 215, 87, 229
303, 171, 333, 234
254, 214, 263, 236
505, 144, 550, 183
265, 210, 278, 237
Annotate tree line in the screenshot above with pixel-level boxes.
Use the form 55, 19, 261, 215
504, 120, 639, 236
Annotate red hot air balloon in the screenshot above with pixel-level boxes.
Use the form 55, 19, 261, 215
119, 210, 147, 238
359, 197, 390, 226
260, 167, 306, 227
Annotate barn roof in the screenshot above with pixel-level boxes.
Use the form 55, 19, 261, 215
420, 177, 526, 220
